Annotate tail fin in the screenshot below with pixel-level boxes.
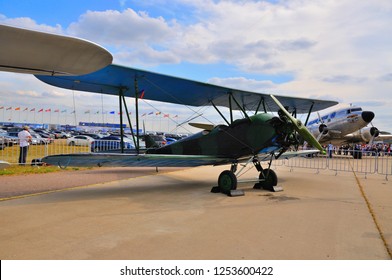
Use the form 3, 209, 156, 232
144, 134, 159, 148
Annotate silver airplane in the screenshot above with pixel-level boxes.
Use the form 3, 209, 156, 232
306, 105, 382, 145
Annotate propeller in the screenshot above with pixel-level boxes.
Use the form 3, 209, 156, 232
368, 124, 379, 145
270, 95, 326, 154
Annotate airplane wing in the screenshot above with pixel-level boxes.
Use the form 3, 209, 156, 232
0, 160, 11, 170
35, 64, 337, 113
375, 133, 392, 142
42, 153, 233, 168
0, 24, 112, 75
42, 149, 322, 168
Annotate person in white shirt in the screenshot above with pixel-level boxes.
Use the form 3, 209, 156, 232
18, 126, 32, 165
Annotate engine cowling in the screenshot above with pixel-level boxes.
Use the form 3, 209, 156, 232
370, 127, 379, 138
360, 127, 379, 142
319, 124, 328, 134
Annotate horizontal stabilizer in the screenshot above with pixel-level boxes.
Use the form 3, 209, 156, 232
0, 160, 11, 170
189, 123, 215, 131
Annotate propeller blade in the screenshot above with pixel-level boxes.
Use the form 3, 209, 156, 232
270, 95, 325, 154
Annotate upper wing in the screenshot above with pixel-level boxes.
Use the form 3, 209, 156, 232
0, 24, 112, 75
36, 64, 337, 113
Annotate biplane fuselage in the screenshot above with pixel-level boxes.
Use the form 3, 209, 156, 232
148, 113, 285, 159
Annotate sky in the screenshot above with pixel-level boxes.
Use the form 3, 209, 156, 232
0, 0, 392, 134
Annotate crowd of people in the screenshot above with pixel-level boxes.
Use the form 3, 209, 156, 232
331, 143, 392, 157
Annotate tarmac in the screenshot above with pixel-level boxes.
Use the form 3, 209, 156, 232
0, 163, 391, 260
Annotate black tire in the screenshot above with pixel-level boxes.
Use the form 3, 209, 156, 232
218, 170, 237, 194
69, 141, 75, 146
255, 169, 278, 191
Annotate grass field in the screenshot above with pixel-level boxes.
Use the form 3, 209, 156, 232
0, 139, 90, 175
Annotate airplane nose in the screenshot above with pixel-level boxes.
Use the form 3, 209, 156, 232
361, 111, 375, 123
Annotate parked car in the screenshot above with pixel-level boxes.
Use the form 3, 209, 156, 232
51, 130, 71, 139
30, 133, 48, 145
91, 135, 135, 152
165, 137, 177, 145
80, 133, 103, 139
36, 132, 54, 143
67, 135, 95, 146
0, 131, 17, 147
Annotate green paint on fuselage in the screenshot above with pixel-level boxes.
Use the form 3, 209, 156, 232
147, 113, 283, 158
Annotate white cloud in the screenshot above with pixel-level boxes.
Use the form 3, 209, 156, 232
0, 14, 63, 34
1, 0, 392, 131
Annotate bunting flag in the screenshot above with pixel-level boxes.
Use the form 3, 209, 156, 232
38, 109, 43, 112
95, 111, 100, 114
156, 112, 161, 115
15, 107, 20, 111
0, 106, 3, 109
109, 111, 115, 114
148, 112, 154, 115
163, 114, 169, 118
54, 109, 60, 113
6, 107, 12, 110
30, 108, 35, 112
45, 109, 51, 112
174, 115, 178, 118
71, 110, 75, 114
23, 107, 28, 111
85, 110, 90, 114
141, 113, 146, 117
61, 109, 67, 113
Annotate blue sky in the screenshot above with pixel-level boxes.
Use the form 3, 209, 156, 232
1, 0, 392, 133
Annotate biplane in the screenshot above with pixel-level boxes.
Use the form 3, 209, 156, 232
0, 24, 338, 194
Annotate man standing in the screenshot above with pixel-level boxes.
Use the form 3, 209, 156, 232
327, 142, 334, 158
18, 126, 32, 165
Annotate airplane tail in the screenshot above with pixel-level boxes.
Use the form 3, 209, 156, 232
144, 134, 159, 149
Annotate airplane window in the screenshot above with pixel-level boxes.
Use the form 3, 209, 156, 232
330, 112, 336, 118
350, 108, 362, 112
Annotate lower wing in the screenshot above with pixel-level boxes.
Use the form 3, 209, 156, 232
42, 153, 232, 168
42, 149, 321, 169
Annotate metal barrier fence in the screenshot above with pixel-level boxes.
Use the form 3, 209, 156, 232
1, 143, 392, 180
281, 150, 392, 180
0, 139, 91, 165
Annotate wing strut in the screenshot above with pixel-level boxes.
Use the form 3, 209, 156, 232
304, 102, 314, 126
255, 97, 267, 115
122, 94, 137, 151
230, 93, 250, 121
119, 88, 125, 153
211, 100, 230, 126
134, 76, 141, 153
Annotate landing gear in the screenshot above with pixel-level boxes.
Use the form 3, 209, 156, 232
252, 157, 279, 192
217, 170, 237, 194
253, 169, 278, 191
211, 156, 282, 196
211, 163, 244, 196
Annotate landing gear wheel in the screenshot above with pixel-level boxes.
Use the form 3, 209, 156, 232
254, 169, 278, 191
218, 170, 237, 194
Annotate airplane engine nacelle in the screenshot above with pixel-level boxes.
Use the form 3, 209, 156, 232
370, 127, 380, 138
360, 127, 379, 142
319, 124, 328, 134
